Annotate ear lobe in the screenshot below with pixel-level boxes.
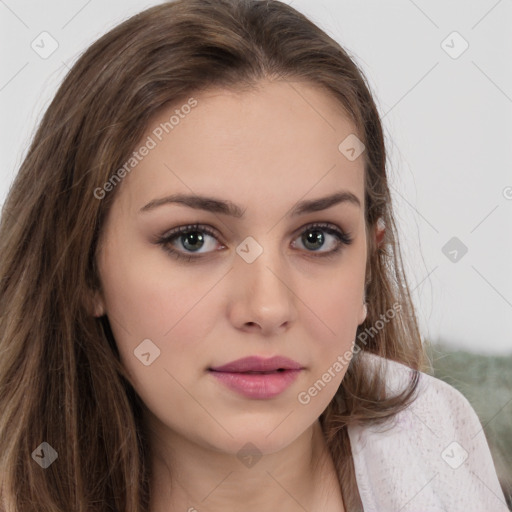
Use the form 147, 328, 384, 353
85, 288, 106, 318
375, 217, 386, 247
358, 302, 368, 326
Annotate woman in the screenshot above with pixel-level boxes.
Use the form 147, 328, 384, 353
0, 0, 507, 510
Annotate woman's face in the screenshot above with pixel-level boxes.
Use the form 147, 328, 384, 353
94, 79, 369, 456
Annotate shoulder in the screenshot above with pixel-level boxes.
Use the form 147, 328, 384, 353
347, 351, 508, 512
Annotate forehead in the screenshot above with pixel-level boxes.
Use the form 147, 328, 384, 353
116, 80, 365, 216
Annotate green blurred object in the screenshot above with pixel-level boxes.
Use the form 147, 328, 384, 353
425, 341, 512, 510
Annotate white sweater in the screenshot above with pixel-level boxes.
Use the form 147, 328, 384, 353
347, 352, 509, 511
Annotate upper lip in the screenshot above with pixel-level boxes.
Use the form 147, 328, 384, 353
209, 356, 303, 373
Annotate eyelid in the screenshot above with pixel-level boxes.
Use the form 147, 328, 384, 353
159, 223, 222, 243
291, 222, 353, 253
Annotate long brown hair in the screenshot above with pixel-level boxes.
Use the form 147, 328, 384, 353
0, 1, 428, 510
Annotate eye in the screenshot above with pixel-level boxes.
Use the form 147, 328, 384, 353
156, 223, 222, 262
291, 222, 353, 257
155, 222, 353, 262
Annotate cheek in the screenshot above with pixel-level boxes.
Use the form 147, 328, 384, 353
300, 263, 364, 339
99, 247, 224, 384
293, 281, 360, 416
101, 266, 218, 427
99, 239, 209, 338
296, 255, 365, 395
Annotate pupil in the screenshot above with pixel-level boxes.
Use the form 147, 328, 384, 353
303, 229, 324, 251
182, 232, 204, 251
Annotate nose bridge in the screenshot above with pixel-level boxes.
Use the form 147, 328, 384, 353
238, 235, 288, 296
231, 234, 295, 329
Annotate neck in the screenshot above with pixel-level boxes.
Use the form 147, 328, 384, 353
146, 417, 344, 512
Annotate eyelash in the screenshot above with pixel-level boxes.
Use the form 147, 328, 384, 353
155, 222, 353, 262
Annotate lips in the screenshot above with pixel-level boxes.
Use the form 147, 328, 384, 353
208, 356, 304, 399
208, 355, 303, 373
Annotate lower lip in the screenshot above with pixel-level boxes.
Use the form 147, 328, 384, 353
209, 369, 302, 399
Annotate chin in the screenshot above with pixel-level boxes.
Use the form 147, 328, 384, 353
198, 416, 313, 458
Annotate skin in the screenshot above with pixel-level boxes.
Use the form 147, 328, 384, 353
93, 79, 384, 512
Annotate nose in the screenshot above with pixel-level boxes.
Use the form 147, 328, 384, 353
227, 242, 297, 336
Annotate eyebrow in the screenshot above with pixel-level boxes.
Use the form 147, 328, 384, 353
139, 190, 361, 218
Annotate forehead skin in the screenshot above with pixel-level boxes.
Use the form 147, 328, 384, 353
106, 79, 366, 238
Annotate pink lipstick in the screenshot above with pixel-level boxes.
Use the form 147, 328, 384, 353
208, 355, 303, 399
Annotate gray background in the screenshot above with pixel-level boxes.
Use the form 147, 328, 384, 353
1, 0, 511, 354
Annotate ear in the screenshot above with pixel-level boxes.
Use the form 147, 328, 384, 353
92, 290, 106, 317
358, 301, 368, 326
84, 287, 106, 318
375, 217, 386, 247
